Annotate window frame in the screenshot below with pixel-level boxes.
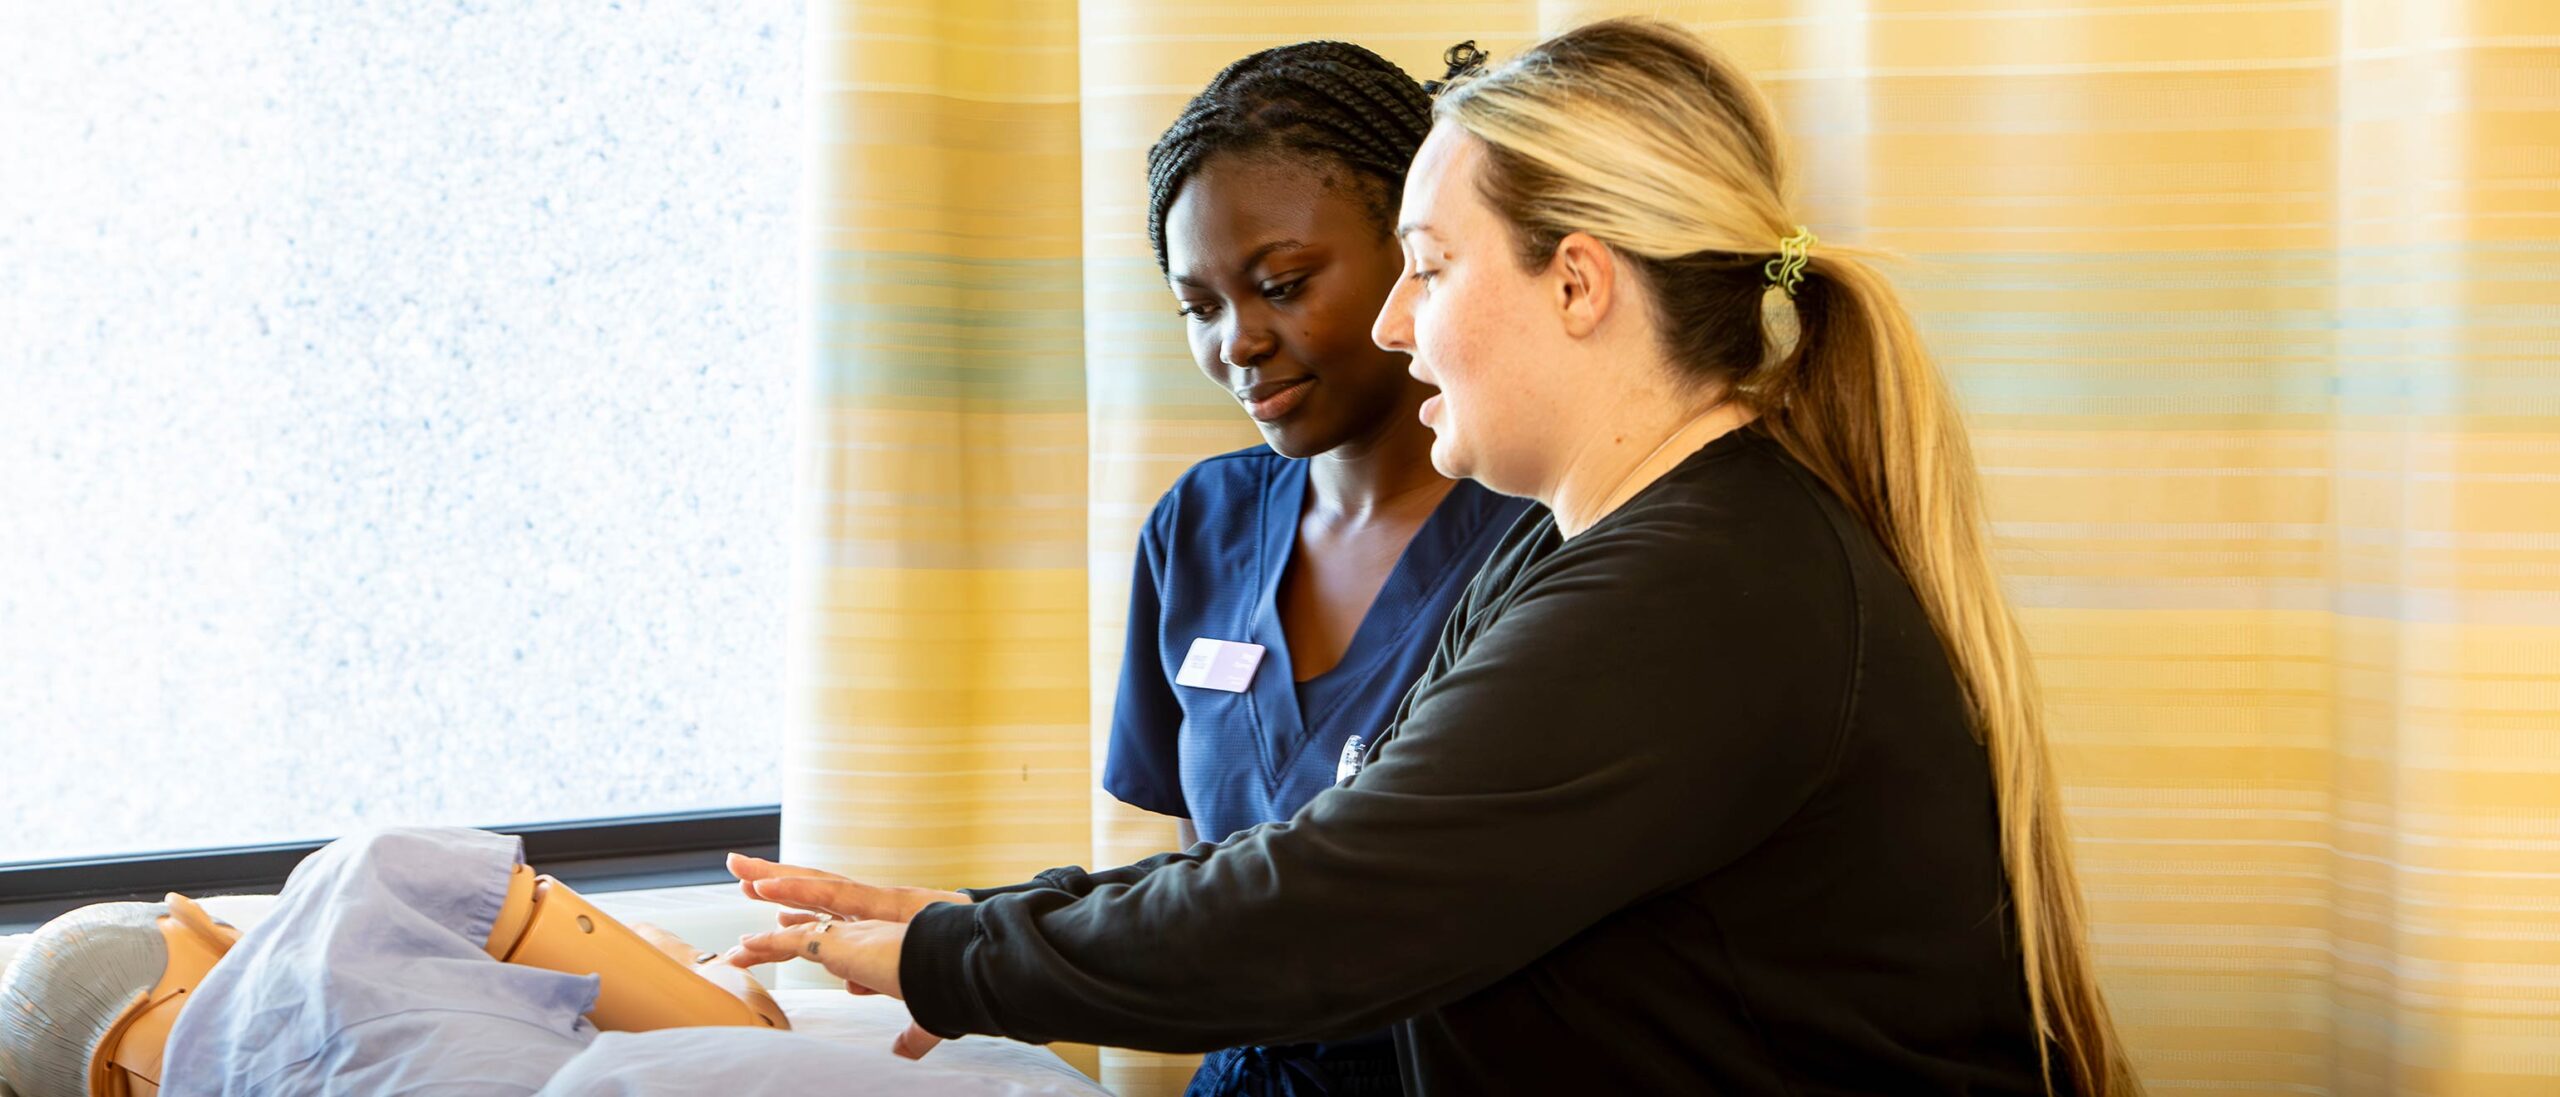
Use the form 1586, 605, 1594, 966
0, 805, 779, 932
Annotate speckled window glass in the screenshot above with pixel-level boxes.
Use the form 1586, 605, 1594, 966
0, 3, 800, 861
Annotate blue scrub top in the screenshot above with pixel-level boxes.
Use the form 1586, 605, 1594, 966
1103, 446, 1537, 843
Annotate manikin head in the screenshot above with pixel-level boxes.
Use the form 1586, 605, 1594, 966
0, 894, 239, 1097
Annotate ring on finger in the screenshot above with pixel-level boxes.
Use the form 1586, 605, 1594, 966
806, 916, 841, 958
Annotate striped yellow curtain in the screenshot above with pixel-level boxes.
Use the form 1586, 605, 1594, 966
788, 2, 2560, 1094
780, 1, 1096, 1073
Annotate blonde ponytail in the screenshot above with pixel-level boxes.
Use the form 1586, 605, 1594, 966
1441, 18, 2139, 1094
1776, 254, 2139, 1095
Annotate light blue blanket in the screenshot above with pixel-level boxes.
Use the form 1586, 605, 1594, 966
162, 827, 1096, 1096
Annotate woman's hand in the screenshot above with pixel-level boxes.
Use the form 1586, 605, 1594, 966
725, 853, 970, 926
726, 918, 940, 1058
723, 853, 962, 1059
728, 918, 907, 995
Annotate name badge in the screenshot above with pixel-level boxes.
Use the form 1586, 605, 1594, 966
1336, 734, 1367, 783
1175, 638, 1265, 693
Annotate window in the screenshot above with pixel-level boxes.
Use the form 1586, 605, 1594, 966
0, 2, 802, 864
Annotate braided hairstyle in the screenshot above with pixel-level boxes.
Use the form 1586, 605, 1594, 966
1144, 40, 1488, 273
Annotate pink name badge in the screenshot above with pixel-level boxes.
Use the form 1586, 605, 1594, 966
1175, 638, 1266, 693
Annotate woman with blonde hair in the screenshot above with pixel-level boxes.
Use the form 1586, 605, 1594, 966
731, 19, 2140, 1096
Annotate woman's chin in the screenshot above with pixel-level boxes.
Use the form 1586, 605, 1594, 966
1257, 420, 1327, 461
1427, 434, 1470, 481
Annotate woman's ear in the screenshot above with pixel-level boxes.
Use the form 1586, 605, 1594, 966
1550, 231, 1618, 339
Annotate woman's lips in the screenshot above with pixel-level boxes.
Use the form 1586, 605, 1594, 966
1239, 377, 1314, 422
1419, 393, 1443, 426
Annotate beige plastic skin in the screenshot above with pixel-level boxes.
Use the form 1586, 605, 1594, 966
485, 866, 787, 1033
91, 894, 242, 1097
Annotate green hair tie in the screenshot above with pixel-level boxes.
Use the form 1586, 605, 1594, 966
1763, 226, 1816, 298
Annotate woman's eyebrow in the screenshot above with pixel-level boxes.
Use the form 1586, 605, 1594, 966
1168, 239, 1309, 288
1238, 239, 1307, 272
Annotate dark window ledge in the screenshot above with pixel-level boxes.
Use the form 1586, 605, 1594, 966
0, 806, 779, 933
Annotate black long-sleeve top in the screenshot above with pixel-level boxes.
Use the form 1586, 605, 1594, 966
905, 427, 2061, 1095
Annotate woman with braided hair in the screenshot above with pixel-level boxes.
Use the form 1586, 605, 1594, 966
1112, 39, 1527, 899
730, 39, 1520, 1097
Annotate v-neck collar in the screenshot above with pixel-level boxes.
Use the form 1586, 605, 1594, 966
1244, 456, 1491, 781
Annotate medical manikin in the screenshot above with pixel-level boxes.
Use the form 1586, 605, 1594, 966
0, 864, 786, 1097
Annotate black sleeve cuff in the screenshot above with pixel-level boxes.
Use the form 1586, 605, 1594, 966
956, 865, 1095, 903
903, 899, 998, 1040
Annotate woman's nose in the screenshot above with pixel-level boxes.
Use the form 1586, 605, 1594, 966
1220, 319, 1276, 370
1372, 277, 1414, 354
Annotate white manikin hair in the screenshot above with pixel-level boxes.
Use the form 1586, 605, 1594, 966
0, 901, 172, 1097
